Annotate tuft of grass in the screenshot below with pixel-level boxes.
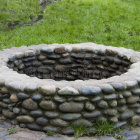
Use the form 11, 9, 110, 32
8, 128, 16, 134
0, 0, 140, 50
114, 134, 125, 140
46, 130, 55, 136
95, 120, 115, 136
73, 125, 89, 138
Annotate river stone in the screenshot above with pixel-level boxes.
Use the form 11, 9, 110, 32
43, 126, 58, 132
91, 96, 102, 102
54, 96, 66, 103
98, 100, 108, 108
16, 91, 28, 99
50, 119, 68, 127
122, 91, 132, 97
97, 136, 116, 140
58, 86, 79, 95
32, 94, 42, 101
111, 83, 126, 91
126, 81, 138, 89
118, 132, 139, 140
109, 100, 117, 107
41, 47, 54, 53
104, 94, 117, 100
30, 110, 43, 117
0, 102, 8, 108
54, 47, 65, 54
2, 109, 15, 119
40, 101, 56, 110
39, 85, 56, 95
81, 86, 101, 95
120, 110, 134, 120
10, 94, 18, 102
13, 107, 20, 114
22, 98, 38, 110
127, 96, 139, 104
45, 111, 59, 118
27, 124, 41, 131
132, 88, 140, 95
101, 84, 115, 94
16, 115, 34, 123
118, 106, 127, 113
104, 109, 117, 116
74, 96, 88, 102
83, 110, 101, 118
85, 102, 95, 111
132, 115, 140, 126
61, 113, 81, 121
73, 119, 92, 127
59, 102, 83, 112
36, 117, 48, 126
114, 121, 127, 129
62, 127, 75, 135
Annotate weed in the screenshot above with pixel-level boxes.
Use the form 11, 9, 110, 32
8, 128, 16, 134
46, 130, 55, 136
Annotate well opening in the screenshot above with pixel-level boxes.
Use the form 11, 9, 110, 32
7, 47, 132, 81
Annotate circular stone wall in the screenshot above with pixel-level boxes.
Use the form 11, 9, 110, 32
0, 43, 140, 134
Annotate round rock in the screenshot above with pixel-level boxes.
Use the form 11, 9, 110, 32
81, 86, 101, 95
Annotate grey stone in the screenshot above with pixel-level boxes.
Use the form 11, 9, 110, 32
13, 107, 20, 114
127, 96, 139, 104
81, 86, 101, 95
45, 111, 59, 118
120, 110, 134, 120
83, 110, 101, 118
3, 98, 10, 104
122, 91, 132, 97
54, 96, 66, 103
101, 84, 115, 94
61, 113, 81, 121
41, 47, 54, 53
3, 137, 13, 140
40, 137, 66, 140
73, 119, 92, 127
91, 96, 102, 102
114, 121, 127, 129
16, 115, 34, 123
0, 131, 9, 138
39, 85, 56, 95
132, 88, 140, 95
85, 101, 95, 111
104, 109, 117, 116
50, 119, 68, 127
30, 110, 43, 117
32, 94, 42, 101
0, 121, 11, 129
43, 126, 58, 133
98, 100, 108, 108
111, 83, 126, 91
47, 54, 61, 59
126, 81, 138, 89
62, 127, 74, 135
118, 106, 127, 113
36, 117, 48, 126
74, 96, 88, 102
136, 108, 140, 114
59, 102, 84, 112
21, 108, 29, 115
118, 99, 126, 105
97, 136, 116, 140
27, 124, 41, 131
40, 101, 56, 110
118, 132, 139, 140
2, 109, 15, 119
132, 115, 140, 125
58, 86, 79, 95
22, 98, 38, 110
0, 101, 8, 108
104, 94, 117, 100
109, 100, 117, 107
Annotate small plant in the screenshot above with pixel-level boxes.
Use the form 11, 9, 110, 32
115, 133, 125, 140
8, 128, 16, 134
73, 125, 89, 138
46, 130, 55, 136
95, 120, 114, 136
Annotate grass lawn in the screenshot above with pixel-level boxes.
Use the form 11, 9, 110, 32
0, 0, 140, 50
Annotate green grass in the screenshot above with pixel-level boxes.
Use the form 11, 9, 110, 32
0, 0, 140, 50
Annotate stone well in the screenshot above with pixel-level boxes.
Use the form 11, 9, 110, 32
0, 43, 140, 134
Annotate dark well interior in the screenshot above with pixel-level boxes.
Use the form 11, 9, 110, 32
7, 48, 132, 81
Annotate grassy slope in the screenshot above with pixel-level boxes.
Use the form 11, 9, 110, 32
0, 0, 140, 50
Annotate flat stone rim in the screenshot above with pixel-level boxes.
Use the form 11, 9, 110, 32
0, 42, 140, 92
